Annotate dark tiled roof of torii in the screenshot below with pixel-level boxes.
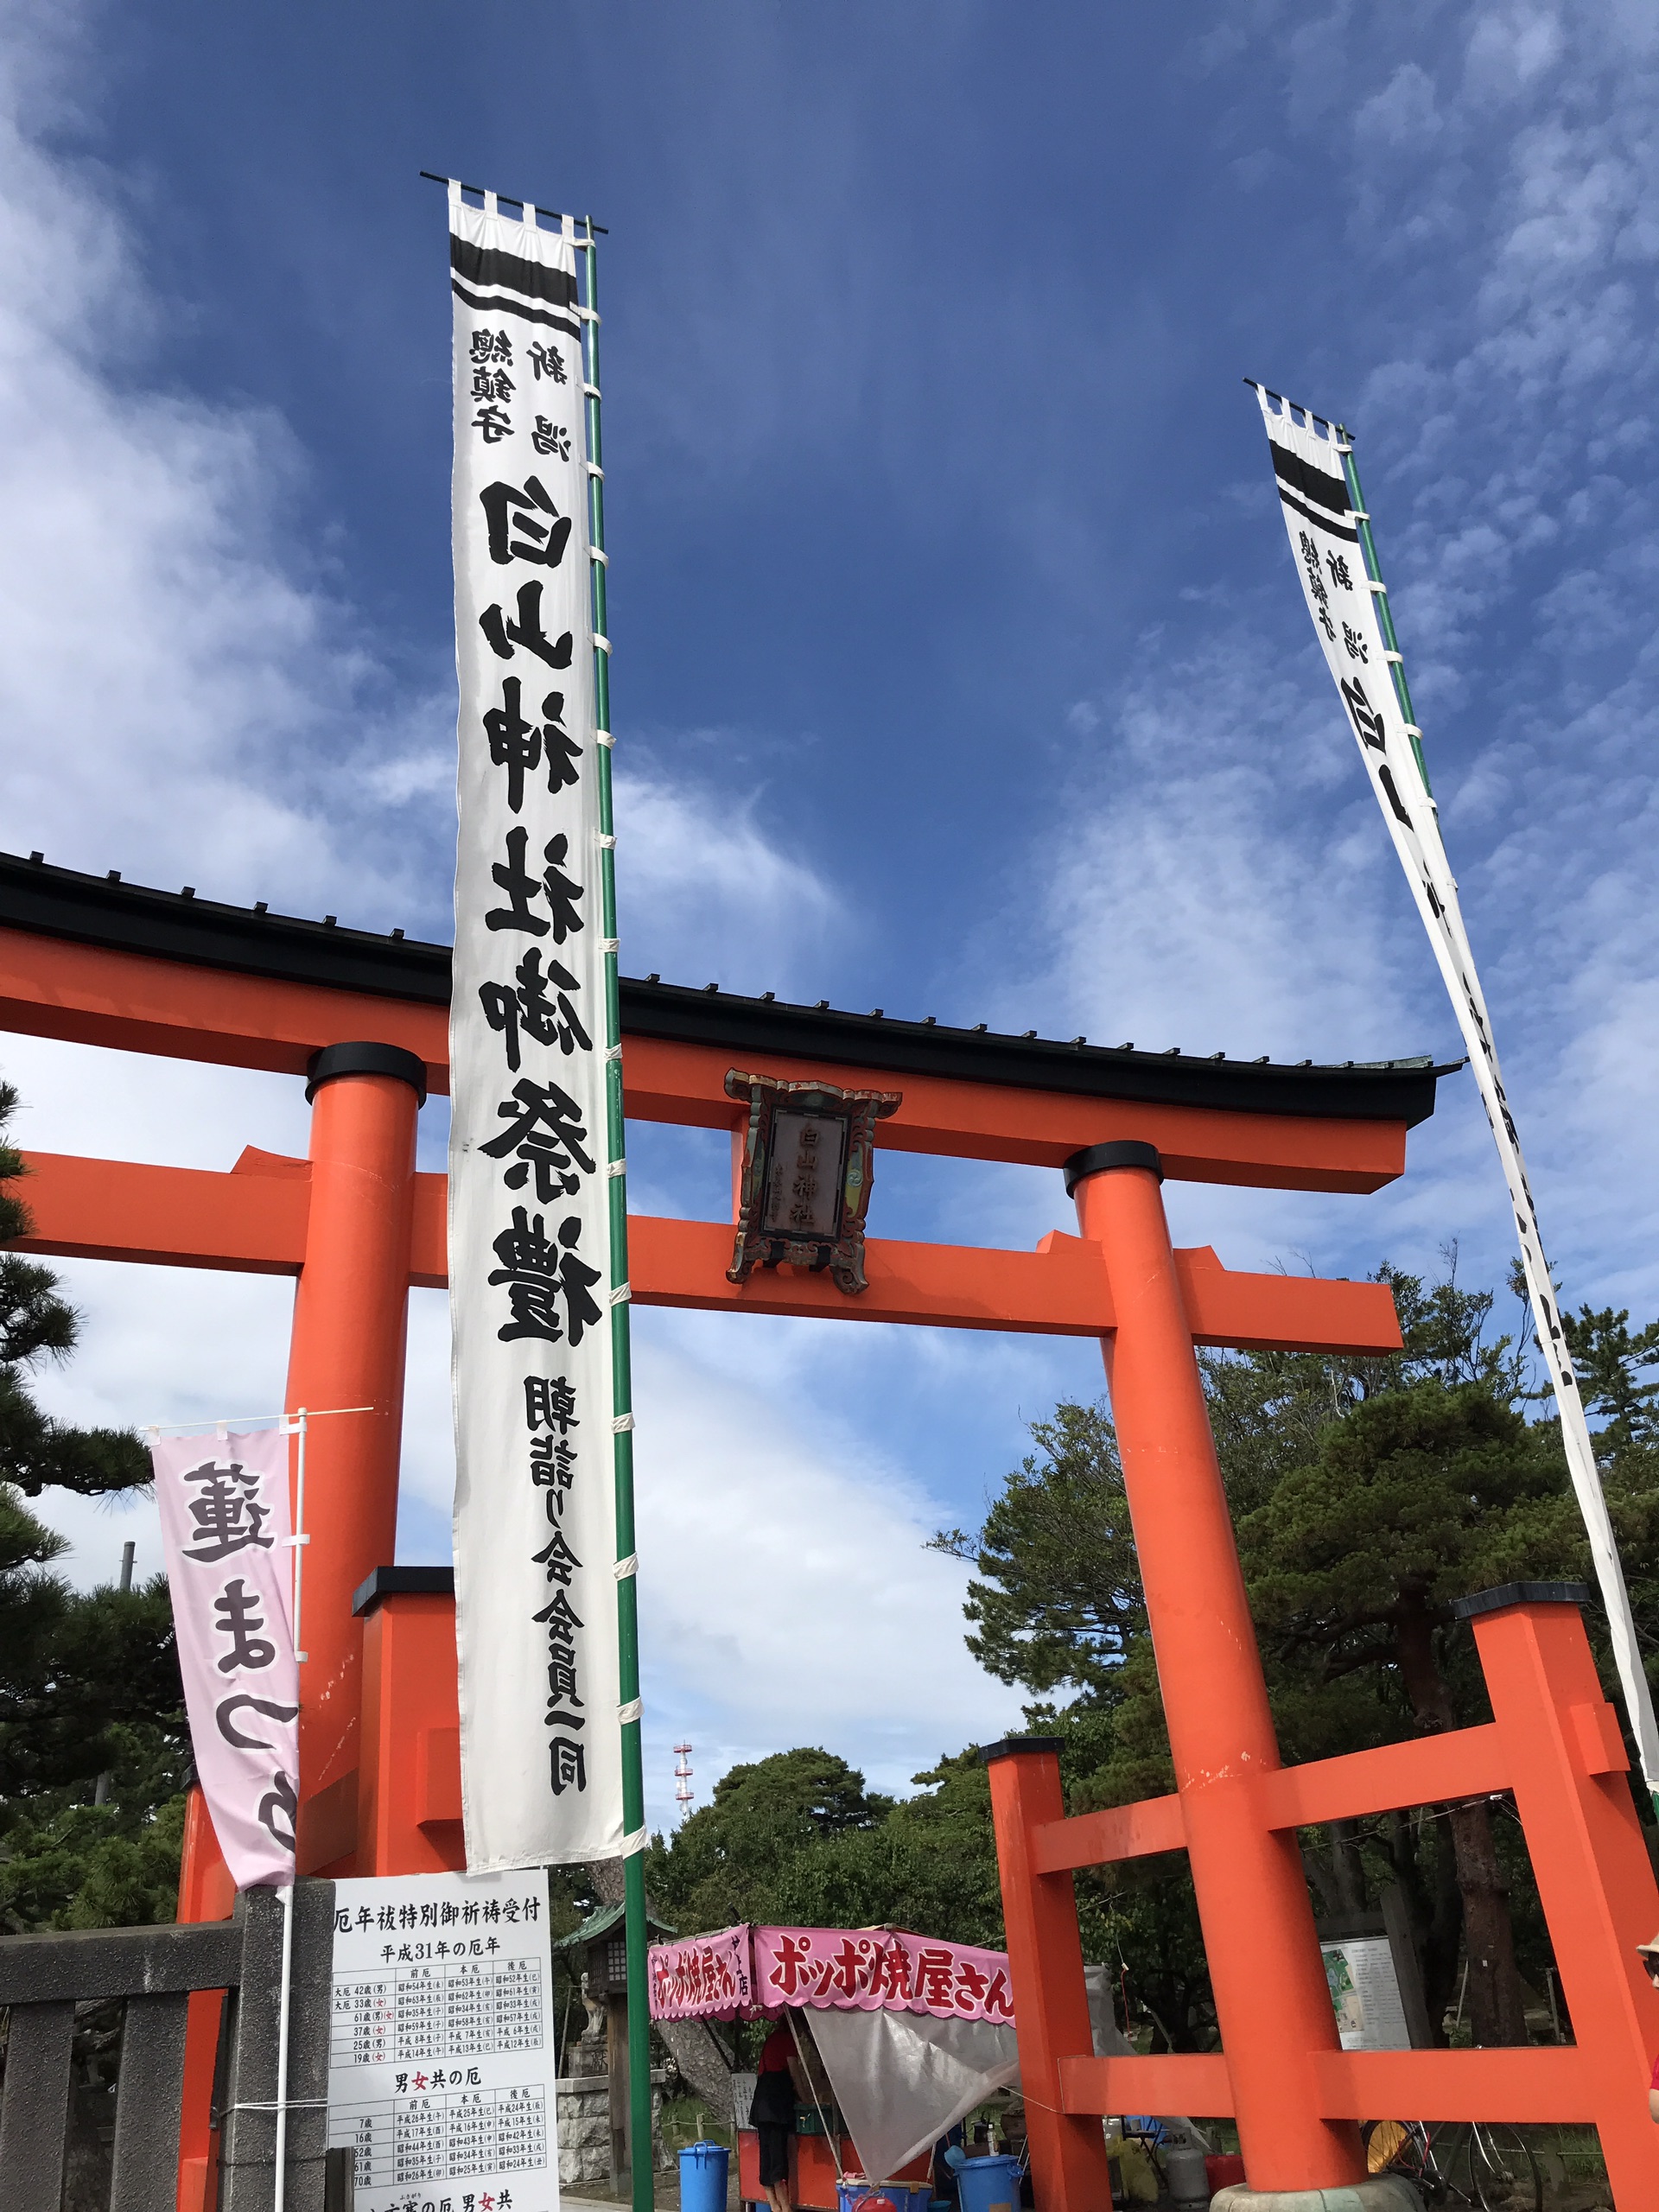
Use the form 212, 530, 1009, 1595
0, 849, 1454, 1125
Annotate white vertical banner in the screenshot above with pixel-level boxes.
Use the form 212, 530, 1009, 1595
448, 186, 623, 1867
1253, 385, 1659, 1797
152, 1427, 298, 1888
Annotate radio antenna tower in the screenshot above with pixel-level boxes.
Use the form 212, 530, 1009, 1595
673, 1741, 695, 1822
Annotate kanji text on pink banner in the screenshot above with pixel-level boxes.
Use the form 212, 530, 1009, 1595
151, 1428, 298, 1888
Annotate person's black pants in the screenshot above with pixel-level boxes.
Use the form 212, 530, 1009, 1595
757, 2125, 792, 2187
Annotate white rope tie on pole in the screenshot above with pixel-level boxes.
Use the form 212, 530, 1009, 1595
588, 547, 609, 566
607, 1158, 626, 1178
609, 1282, 631, 1306
592, 633, 612, 653
611, 1413, 634, 1433
621, 1826, 647, 1855
595, 729, 615, 748
596, 832, 616, 849
613, 1554, 639, 1580
619, 1698, 643, 1725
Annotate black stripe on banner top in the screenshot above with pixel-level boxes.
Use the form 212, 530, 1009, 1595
1276, 484, 1360, 544
449, 232, 581, 310
451, 281, 582, 341
1267, 439, 1351, 518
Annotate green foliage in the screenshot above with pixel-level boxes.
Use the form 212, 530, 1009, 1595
0, 1086, 149, 1499
1563, 1302, 1659, 1456
929, 1401, 1142, 1698
1236, 1381, 1578, 1699
646, 1746, 1007, 1950
647, 1748, 893, 1933
0, 1080, 184, 1928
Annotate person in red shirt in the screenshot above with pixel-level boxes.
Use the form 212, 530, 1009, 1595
751, 2020, 806, 2212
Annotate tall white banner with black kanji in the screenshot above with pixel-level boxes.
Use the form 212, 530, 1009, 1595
1254, 386, 1659, 1798
449, 187, 623, 1868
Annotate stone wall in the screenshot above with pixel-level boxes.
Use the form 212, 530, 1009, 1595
556, 2068, 674, 2187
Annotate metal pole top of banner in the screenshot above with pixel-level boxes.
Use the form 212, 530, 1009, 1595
143, 1404, 373, 1439
419, 170, 607, 234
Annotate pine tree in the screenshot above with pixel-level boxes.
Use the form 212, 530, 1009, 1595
0, 1079, 186, 1926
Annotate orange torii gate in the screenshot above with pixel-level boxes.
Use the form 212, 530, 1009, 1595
2, 848, 1656, 2208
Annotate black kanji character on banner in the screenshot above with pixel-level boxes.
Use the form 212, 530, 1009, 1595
484, 830, 586, 941
215, 1693, 298, 1750
479, 580, 575, 670
482, 681, 578, 815
479, 474, 573, 567
1342, 622, 1369, 664
531, 417, 572, 460
480, 1077, 595, 1199
1339, 673, 1387, 753
531, 1434, 577, 1499
480, 949, 592, 1073
488, 1210, 603, 1345
533, 1522, 582, 1588
471, 329, 512, 365
1325, 550, 1354, 590
550, 1738, 588, 1795
525, 1374, 579, 1433
472, 366, 516, 404
527, 340, 567, 384
486, 826, 548, 936
213, 1578, 277, 1673
1298, 529, 1337, 642
473, 404, 513, 445
257, 1770, 298, 1850
538, 834, 585, 941
484, 677, 541, 814
546, 1656, 582, 1707
533, 1586, 583, 1641
181, 1463, 274, 1564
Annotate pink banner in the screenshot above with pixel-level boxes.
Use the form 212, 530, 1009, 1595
152, 1429, 298, 1888
755, 1928, 1015, 2024
649, 1924, 755, 2019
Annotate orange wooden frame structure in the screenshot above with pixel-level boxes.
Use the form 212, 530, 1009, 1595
3, 851, 1657, 2207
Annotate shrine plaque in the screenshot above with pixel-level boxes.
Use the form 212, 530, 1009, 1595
327, 1868, 560, 2212
760, 1111, 849, 1239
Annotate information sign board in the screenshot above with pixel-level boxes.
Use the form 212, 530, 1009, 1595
328, 1869, 560, 2212
1321, 1934, 1411, 2052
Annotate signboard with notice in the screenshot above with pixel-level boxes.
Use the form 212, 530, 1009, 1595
328, 1869, 559, 2212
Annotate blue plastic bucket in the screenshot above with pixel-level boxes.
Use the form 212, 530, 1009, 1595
681, 2139, 730, 2212
953, 2154, 1022, 2212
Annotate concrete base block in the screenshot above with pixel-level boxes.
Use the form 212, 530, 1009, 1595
1210, 2180, 1422, 2212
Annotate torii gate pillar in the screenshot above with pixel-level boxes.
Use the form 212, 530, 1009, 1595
285, 1041, 424, 1872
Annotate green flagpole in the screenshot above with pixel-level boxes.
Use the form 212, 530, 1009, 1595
1334, 431, 1433, 804
578, 221, 655, 2212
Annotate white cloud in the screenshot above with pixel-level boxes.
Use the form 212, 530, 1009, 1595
629, 1327, 1026, 1818
613, 762, 843, 995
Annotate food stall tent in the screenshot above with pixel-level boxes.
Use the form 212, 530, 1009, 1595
650, 1923, 1023, 2192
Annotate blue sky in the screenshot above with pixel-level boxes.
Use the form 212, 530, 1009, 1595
8, 0, 1659, 1826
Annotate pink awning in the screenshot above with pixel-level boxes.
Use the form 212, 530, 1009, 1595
648, 1923, 1015, 2026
